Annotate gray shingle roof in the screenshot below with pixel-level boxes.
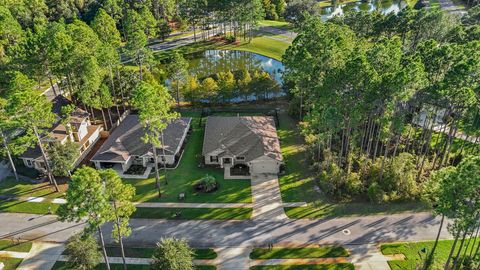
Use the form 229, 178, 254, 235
91, 115, 191, 162
202, 116, 282, 162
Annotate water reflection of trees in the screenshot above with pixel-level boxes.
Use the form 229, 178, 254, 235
187, 50, 283, 83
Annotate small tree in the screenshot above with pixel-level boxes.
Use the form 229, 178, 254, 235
150, 238, 195, 270
58, 167, 113, 270
166, 51, 188, 106
65, 232, 101, 270
47, 141, 79, 177
157, 20, 172, 41
200, 77, 219, 103
101, 169, 136, 270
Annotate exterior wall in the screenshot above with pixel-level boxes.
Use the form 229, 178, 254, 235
21, 158, 34, 168
76, 122, 89, 141
122, 157, 133, 172
248, 156, 281, 174
204, 149, 223, 165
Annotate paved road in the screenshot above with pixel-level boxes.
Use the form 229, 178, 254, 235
0, 212, 450, 248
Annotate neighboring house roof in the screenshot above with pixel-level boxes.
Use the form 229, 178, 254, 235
19, 95, 90, 160
202, 116, 283, 162
91, 115, 192, 163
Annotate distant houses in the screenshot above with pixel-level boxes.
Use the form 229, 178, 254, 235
19, 96, 102, 171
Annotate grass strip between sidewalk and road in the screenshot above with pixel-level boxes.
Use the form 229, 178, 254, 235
103, 246, 217, 260
52, 262, 215, 270
0, 257, 24, 270
250, 247, 349, 259
133, 207, 252, 220
381, 238, 480, 270
250, 264, 355, 270
0, 239, 32, 252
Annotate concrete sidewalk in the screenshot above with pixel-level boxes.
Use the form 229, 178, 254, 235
16, 242, 64, 270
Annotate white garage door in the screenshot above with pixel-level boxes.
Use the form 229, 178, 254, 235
250, 161, 279, 174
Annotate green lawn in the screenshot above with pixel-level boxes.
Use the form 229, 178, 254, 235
258, 20, 291, 28
102, 246, 216, 259
250, 247, 349, 259
0, 177, 66, 199
381, 239, 480, 270
218, 36, 289, 61
0, 239, 32, 252
52, 261, 215, 269
124, 112, 252, 204
250, 264, 355, 270
0, 257, 24, 270
277, 112, 318, 203
154, 35, 289, 62
0, 200, 60, 215
0, 176, 66, 214
133, 207, 252, 220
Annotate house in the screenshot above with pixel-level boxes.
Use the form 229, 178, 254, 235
202, 116, 283, 178
19, 96, 103, 171
91, 115, 192, 175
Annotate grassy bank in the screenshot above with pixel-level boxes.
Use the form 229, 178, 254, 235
250, 246, 349, 259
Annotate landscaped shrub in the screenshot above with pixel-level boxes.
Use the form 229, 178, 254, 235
194, 174, 218, 193
225, 34, 236, 43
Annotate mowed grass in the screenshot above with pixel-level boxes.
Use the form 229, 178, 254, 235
102, 246, 216, 260
0, 177, 67, 199
0, 200, 60, 215
0, 257, 24, 270
218, 37, 289, 61
53, 262, 214, 270
0, 239, 32, 252
250, 264, 355, 270
250, 246, 349, 259
123, 112, 252, 204
277, 112, 317, 203
381, 239, 480, 270
133, 207, 252, 220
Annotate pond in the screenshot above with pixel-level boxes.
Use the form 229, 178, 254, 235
320, 0, 408, 20
186, 50, 285, 84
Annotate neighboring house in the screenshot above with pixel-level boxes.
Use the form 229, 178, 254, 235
20, 96, 103, 172
91, 115, 192, 174
202, 116, 283, 177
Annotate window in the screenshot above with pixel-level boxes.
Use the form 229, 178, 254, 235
236, 156, 245, 161
210, 156, 218, 162
223, 158, 232, 164
26, 159, 32, 167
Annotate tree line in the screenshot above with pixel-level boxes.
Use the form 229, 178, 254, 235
283, 7, 480, 203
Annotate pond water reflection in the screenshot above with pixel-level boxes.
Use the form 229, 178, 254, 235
186, 50, 285, 84
320, 0, 408, 20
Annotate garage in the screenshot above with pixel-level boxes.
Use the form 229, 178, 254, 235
249, 158, 280, 175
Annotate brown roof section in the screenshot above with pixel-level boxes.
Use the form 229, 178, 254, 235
202, 116, 283, 162
91, 115, 192, 162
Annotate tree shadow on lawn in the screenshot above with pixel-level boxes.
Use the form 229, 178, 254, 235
0, 178, 65, 199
